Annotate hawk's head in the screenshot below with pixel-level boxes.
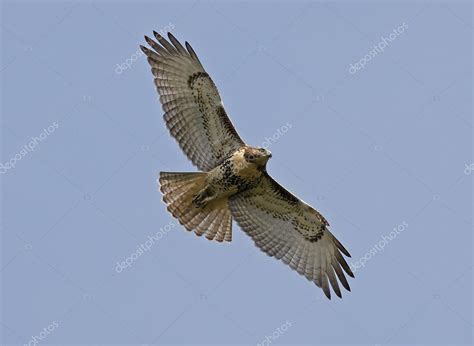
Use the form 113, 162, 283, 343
243, 147, 272, 167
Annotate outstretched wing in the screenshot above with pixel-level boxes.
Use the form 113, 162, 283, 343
229, 172, 354, 299
141, 32, 245, 171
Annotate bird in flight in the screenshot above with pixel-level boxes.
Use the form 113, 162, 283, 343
140, 32, 354, 299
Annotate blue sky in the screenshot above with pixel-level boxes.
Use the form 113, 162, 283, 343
1, 1, 472, 345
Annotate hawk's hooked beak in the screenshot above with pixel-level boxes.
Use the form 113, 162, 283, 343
255, 148, 272, 165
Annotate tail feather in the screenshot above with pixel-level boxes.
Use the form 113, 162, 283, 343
195, 209, 219, 236
159, 171, 232, 242
205, 207, 226, 241
217, 211, 232, 242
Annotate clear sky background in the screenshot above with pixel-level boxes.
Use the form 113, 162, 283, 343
1, 0, 472, 345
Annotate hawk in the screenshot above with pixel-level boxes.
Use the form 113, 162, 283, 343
140, 32, 354, 299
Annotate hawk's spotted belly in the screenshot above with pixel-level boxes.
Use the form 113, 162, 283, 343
192, 148, 264, 207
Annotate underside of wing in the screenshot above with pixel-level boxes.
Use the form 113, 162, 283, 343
141, 32, 245, 171
229, 173, 354, 299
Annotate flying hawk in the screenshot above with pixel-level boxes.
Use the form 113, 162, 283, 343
140, 32, 354, 299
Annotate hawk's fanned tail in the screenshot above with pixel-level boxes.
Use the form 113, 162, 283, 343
159, 172, 232, 242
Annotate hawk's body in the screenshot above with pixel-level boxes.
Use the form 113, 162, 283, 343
141, 32, 354, 299
199, 147, 266, 204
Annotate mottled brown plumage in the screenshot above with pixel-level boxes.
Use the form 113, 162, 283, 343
141, 32, 354, 299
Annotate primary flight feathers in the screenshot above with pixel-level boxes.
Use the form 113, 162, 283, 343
140, 32, 244, 171
141, 32, 354, 299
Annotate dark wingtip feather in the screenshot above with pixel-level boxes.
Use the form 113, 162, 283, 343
153, 30, 177, 53
321, 280, 331, 300
144, 34, 169, 56
167, 32, 188, 55
335, 237, 351, 257
335, 251, 355, 278
332, 261, 351, 292
185, 41, 199, 60
144, 35, 153, 45
153, 30, 163, 40
327, 270, 342, 298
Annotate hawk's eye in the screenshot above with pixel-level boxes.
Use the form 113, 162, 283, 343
259, 148, 266, 152
248, 155, 254, 160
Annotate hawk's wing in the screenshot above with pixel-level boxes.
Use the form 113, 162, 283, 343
141, 32, 245, 171
229, 172, 354, 299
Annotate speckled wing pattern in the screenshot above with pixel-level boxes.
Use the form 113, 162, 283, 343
229, 173, 354, 299
140, 32, 245, 171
